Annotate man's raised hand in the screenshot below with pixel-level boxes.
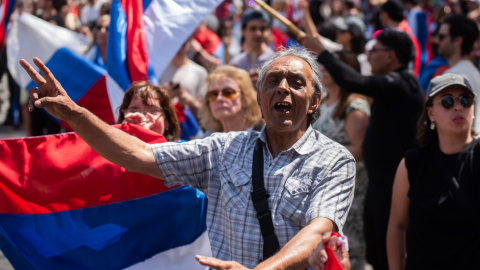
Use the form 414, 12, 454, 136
20, 58, 77, 121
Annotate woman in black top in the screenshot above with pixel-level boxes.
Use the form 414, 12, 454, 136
386, 73, 480, 269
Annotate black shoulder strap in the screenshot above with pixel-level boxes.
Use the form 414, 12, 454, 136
251, 139, 280, 260
434, 149, 474, 213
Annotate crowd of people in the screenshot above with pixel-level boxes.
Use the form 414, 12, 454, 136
1, 0, 480, 269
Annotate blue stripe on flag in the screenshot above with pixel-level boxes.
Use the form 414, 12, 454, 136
0, 186, 207, 270
142, 0, 153, 11
107, 0, 131, 90
26, 48, 105, 103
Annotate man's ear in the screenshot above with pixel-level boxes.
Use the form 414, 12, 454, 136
452, 36, 463, 49
308, 91, 322, 114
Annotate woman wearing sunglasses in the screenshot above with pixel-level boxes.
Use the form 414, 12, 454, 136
387, 73, 480, 269
84, 14, 110, 67
199, 66, 263, 134
117, 82, 181, 142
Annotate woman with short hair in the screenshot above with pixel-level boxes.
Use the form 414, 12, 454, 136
199, 65, 263, 133
117, 81, 180, 142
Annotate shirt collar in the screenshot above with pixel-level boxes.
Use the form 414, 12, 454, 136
258, 125, 317, 156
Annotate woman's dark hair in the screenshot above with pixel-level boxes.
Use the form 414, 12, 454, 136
350, 34, 366, 55
117, 82, 180, 142
327, 50, 366, 120
416, 99, 438, 147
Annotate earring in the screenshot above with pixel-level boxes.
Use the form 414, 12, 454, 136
430, 121, 435, 130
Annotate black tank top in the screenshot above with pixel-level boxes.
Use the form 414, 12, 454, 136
404, 139, 480, 269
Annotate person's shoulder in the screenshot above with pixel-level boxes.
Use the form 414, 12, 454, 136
346, 97, 370, 115
310, 129, 355, 161
229, 51, 248, 65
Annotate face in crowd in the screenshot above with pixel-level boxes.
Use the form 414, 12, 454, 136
257, 55, 320, 134
428, 85, 475, 136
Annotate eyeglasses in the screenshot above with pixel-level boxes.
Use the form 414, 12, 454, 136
123, 107, 163, 116
438, 94, 474, 110
437, 33, 449, 42
368, 47, 392, 54
206, 88, 241, 102
96, 25, 109, 32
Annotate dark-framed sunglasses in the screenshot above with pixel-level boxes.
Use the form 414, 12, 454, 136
439, 94, 474, 110
206, 88, 241, 102
437, 33, 449, 42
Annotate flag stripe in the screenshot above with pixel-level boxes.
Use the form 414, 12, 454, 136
0, 187, 208, 270
0, 124, 170, 215
123, 0, 150, 83
0, 0, 15, 49
26, 48, 105, 102
107, 0, 131, 90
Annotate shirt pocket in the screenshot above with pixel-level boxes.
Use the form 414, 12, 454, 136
278, 177, 312, 227
219, 164, 251, 209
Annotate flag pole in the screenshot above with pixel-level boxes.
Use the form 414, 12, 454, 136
253, 0, 306, 37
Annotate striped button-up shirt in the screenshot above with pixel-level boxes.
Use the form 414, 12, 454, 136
152, 126, 355, 268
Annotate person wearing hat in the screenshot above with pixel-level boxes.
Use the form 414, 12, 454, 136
230, 9, 275, 88
387, 73, 480, 269
332, 16, 371, 75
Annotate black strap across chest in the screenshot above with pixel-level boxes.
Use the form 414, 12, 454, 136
251, 139, 280, 260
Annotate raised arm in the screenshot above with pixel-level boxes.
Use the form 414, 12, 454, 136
20, 58, 164, 179
386, 158, 410, 270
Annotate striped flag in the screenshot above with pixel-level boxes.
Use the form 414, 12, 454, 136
0, 0, 15, 50
0, 124, 211, 269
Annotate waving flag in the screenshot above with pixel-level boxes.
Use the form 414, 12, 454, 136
107, 0, 223, 139
0, 0, 15, 50
107, 0, 224, 90
7, 13, 125, 126
0, 124, 211, 269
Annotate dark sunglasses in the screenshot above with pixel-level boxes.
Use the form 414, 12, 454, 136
439, 94, 474, 110
206, 88, 240, 102
437, 33, 448, 42
96, 25, 109, 31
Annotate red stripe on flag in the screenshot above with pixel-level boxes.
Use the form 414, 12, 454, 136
122, 0, 149, 83
0, 124, 173, 215
0, 0, 11, 50
77, 75, 116, 125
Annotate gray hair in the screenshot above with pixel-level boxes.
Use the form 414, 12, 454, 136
256, 46, 322, 125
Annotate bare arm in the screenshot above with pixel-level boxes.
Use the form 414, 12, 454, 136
20, 58, 164, 179
196, 217, 335, 270
344, 109, 369, 162
255, 217, 334, 270
387, 159, 410, 270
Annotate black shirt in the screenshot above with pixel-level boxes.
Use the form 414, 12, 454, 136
404, 139, 480, 269
317, 51, 424, 193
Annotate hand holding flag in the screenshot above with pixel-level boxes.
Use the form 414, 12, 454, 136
20, 58, 77, 122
